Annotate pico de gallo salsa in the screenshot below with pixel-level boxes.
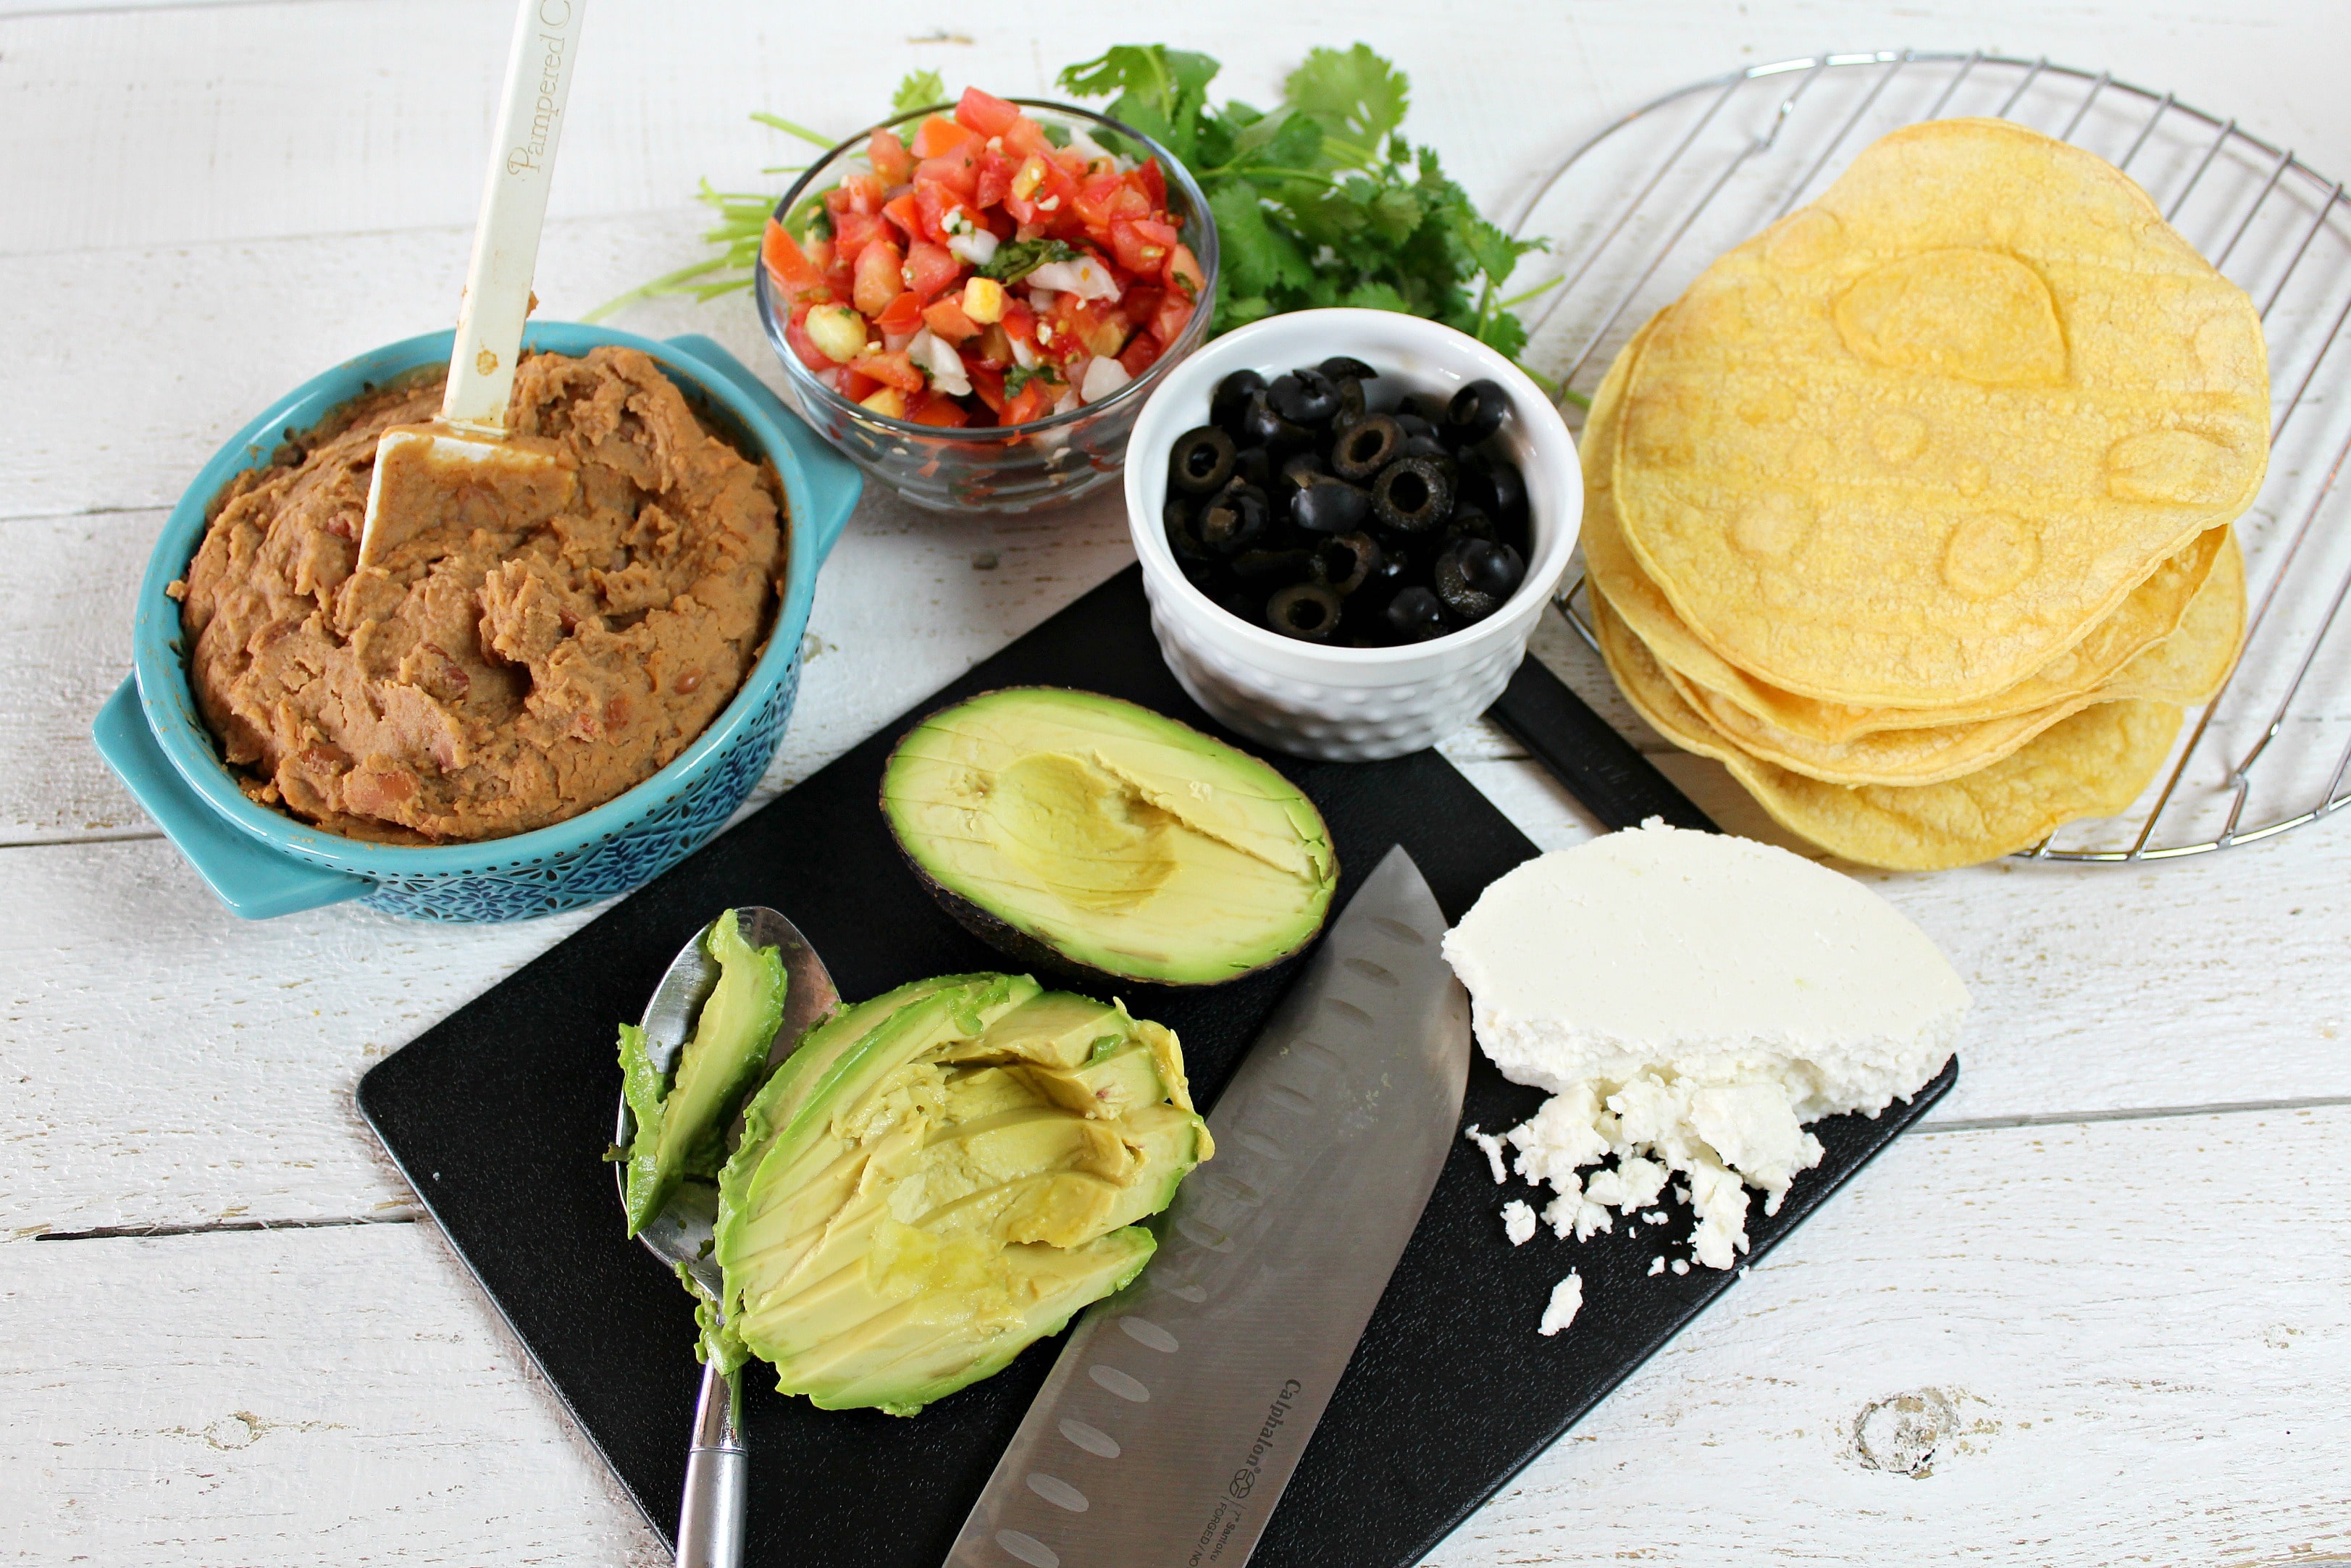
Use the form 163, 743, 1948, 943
761, 87, 1207, 429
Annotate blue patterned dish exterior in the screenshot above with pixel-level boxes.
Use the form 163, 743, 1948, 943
91, 327, 862, 922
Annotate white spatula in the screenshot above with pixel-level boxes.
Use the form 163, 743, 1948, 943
359, 0, 590, 571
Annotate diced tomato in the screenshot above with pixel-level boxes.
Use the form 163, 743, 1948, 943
1001, 114, 1055, 160
1058, 297, 1128, 359
1120, 284, 1165, 331
868, 127, 914, 186
1118, 332, 1163, 379
842, 368, 881, 402
902, 240, 960, 303
1165, 243, 1206, 303
954, 87, 1022, 139
880, 192, 923, 243
783, 315, 834, 373
973, 151, 1016, 212
967, 364, 1007, 413
910, 114, 981, 159
825, 172, 887, 218
1152, 292, 1195, 345
1110, 214, 1179, 277
923, 296, 979, 342
856, 349, 926, 393
1073, 169, 1126, 232
1000, 379, 1055, 427
915, 183, 974, 245
873, 290, 926, 337
915, 151, 979, 202
761, 219, 826, 298
1134, 157, 1168, 208
852, 237, 905, 315
908, 390, 972, 428
1002, 153, 1081, 227
832, 208, 887, 265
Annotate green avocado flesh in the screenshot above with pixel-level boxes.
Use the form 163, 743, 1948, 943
881, 687, 1339, 986
618, 910, 787, 1236
712, 976, 1211, 1417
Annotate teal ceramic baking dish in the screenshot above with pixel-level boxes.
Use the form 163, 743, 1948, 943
91, 327, 861, 921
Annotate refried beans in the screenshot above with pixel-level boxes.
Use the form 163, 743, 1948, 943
177, 345, 786, 843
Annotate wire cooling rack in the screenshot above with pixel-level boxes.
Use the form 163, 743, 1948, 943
1513, 51, 2351, 861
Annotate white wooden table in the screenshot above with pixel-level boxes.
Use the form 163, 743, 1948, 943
5, 3, 2348, 1563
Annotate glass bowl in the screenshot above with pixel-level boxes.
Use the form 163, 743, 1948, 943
755, 99, 1219, 515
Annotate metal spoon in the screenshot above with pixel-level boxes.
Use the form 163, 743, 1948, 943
613, 907, 839, 1568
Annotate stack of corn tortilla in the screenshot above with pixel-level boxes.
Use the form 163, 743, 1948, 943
1583, 118, 2269, 870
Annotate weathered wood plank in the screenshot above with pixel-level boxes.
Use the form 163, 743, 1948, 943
1430, 1104, 2351, 1566
5, 1107, 2342, 1567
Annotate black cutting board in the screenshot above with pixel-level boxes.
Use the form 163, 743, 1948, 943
359, 564, 1954, 1567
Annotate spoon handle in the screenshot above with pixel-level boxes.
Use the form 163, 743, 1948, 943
443, 0, 588, 432
676, 1358, 747, 1567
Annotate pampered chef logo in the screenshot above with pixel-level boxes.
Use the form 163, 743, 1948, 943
506, 1, 574, 176
1227, 1379, 1302, 1500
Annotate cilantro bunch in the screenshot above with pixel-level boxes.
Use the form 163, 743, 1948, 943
1057, 44, 1543, 361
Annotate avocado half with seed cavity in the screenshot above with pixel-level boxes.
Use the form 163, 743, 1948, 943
881, 688, 1338, 986
711, 974, 1211, 1415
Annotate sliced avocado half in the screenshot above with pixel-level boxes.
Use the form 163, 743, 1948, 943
881, 687, 1338, 986
712, 976, 1210, 1417
617, 909, 787, 1236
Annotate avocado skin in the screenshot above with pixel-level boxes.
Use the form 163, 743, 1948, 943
879, 686, 1338, 989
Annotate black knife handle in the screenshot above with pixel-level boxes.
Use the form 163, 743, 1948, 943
1485, 655, 1719, 834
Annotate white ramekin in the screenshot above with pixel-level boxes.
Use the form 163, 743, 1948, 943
1125, 309, 1583, 760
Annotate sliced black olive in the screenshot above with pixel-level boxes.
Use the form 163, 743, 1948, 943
1398, 431, 1453, 465
1331, 414, 1402, 481
1372, 457, 1452, 534
1266, 582, 1343, 641
1231, 444, 1273, 489
1446, 503, 1496, 542
1434, 537, 1525, 623
1311, 532, 1384, 597
1319, 355, 1378, 381
1268, 369, 1341, 427
1168, 425, 1236, 495
1232, 546, 1315, 584
1212, 369, 1268, 435
1164, 495, 1214, 562
1199, 483, 1271, 554
1215, 583, 1265, 623
1178, 557, 1219, 591
1331, 376, 1368, 431
1459, 456, 1527, 522
1384, 585, 1450, 641
1394, 395, 1441, 424
1241, 390, 1314, 452
1445, 378, 1509, 445
1279, 450, 1330, 492
1291, 476, 1373, 535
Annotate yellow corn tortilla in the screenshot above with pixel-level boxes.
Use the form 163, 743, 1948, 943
1611, 118, 2268, 705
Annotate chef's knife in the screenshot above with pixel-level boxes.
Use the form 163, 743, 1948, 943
944, 844, 1471, 1568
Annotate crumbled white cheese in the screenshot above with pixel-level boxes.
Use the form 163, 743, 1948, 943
1500, 1200, 1536, 1246
1463, 1124, 1512, 1183
1538, 1272, 1583, 1337
1643, 1209, 1669, 1225
1443, 821, 1967, 1273
1647, 1255, 1666, 1277
1671, 1259, 1690, 1275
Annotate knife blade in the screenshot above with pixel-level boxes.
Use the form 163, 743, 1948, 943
944, 844, 1471, 1568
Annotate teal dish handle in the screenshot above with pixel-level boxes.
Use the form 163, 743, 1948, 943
91, 677, 372, 918
667, 334, 863, 564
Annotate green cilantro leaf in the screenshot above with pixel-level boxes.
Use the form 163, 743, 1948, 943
1004, 362, 1065, 395
892, 70, 947, 117
1282, 45, 1409, 165
978, 238, 1081, 284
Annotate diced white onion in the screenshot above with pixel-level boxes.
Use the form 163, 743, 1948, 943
882, 329, 916, 353
1026, 256, 1120, 301
1079, 354, 1132, 403
1010, 336, 1038, 370
907, 327, 971, 398
1065, 127, 1115, 166
1026, 288, 1057, 311
1052, 384, 1082, 416
946, 227, 999, 267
